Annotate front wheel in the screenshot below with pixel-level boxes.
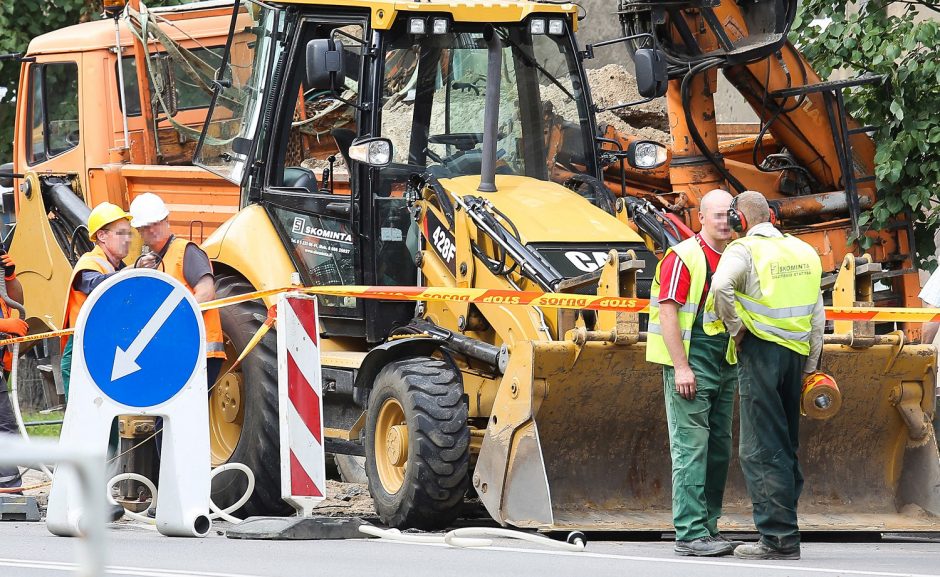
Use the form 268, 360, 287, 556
365, 357, 469, 529
210, 272, 291, 516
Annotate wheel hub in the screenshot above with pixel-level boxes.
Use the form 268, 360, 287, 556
374, 397, 408, 493
385, 425, 409, 467
216, 374, 242, 423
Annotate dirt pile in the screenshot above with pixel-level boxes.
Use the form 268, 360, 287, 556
586, 64, 670, 143
311, 481, 375, 518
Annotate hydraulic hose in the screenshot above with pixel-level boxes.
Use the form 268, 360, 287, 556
359, 525, 587, 552
107, 462, 256, 525
679, 58, 747, 194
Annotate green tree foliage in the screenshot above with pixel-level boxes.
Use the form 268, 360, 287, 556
0, 1, 183, 161
791, 1, 940, 268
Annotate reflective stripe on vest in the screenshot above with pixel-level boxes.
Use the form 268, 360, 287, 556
646, 238, 708, 366
63, 246, 115, 330
731, 234, 821, 356
162, 238, 226, 360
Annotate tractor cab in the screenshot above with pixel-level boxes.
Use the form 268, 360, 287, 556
196, 0, 622, 341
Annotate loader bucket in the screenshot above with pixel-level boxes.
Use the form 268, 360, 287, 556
473, 338, 940, 531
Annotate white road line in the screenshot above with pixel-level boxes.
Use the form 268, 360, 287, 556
365, 539, 940, 577
0, 558, 265, 577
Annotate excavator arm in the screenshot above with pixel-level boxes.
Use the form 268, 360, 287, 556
606, 0, 920, 311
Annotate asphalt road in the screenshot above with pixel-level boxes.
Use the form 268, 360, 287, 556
2, 521, 940, 577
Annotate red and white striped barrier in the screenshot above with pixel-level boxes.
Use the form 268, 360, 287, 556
277, 292, 325, 515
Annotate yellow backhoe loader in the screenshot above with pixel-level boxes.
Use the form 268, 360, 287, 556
192, 0, 939, 532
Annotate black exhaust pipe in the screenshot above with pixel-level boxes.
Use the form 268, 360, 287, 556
478, 29, 502, 193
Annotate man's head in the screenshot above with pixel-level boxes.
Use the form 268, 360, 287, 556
699, 189, 733, 247
87, 202, 133, 260
95, 216, 133, 261
129, 193, 172, 250
729, 190, 772, 233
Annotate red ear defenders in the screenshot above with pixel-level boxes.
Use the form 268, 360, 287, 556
727, 194, 776, 232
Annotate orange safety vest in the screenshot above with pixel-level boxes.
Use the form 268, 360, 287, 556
0, 298, 13, 372
62, 245, 115, 331
161, 238, 226, 360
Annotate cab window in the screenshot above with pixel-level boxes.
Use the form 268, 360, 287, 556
27, 62, 80, 164
117, 47, 224, 116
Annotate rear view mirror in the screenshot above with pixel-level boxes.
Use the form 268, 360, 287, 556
306, 38, 346, 92
634, 48, 667, 99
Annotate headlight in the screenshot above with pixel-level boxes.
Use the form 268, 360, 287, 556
530, 18, 546, 35
349, 137, 393, 167
627, 140, 668, 170
408, 17, 427, 35
431, 17, 450, 35
548, 19, 565, 36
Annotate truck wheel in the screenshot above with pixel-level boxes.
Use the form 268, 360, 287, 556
365, 357, 469, 529
210, 272, 291, 516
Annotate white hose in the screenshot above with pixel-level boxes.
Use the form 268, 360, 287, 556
358, 525, 586, 552
107, 473, 158, 526
106, 462, 256, 526
207, 463, 255, 524
9, 342, 55, 478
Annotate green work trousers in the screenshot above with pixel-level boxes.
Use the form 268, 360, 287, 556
737, 333, 804, 550
663, 319, 737, 541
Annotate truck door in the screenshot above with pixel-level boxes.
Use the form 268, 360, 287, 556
264, 20, 368, 336
17, 58, 85, 193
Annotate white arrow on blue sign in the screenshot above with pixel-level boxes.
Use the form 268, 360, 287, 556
80, 273, 202, 408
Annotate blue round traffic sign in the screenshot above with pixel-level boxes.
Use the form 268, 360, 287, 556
80, 273, 202, 408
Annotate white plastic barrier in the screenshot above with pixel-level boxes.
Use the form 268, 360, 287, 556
277, 292, 326, 516
47, 269, 211, 538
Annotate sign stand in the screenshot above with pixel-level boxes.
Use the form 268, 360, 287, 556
226, 292, 368, 540
47, 269, 211, 538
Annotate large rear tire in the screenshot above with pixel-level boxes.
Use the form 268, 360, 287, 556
365, 357, 469, 529
210, 272, 291, 516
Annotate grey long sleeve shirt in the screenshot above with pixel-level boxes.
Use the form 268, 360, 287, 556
709, 221, 825, 373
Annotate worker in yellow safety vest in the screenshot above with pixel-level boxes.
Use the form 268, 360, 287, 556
704, 191, 824, 561
129, 193, 227, 386
646, 189, 740, 557
61, 202, 135, 397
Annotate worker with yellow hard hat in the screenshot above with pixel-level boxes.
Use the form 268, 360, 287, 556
60, 202, 134, 397
59, 201, 134, 522
705, 191, 824, 561
128, 193, 226, 386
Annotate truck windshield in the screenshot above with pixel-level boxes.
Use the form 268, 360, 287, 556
377, 21, 595, 188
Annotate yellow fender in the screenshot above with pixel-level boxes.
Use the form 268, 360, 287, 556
202, 204, 296, 307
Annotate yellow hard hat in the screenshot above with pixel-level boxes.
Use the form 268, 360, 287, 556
87, 202, 132, 241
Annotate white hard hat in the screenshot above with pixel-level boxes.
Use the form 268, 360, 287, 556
129, 192, 170, 228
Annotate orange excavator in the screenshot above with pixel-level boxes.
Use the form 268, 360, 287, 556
590, 0, 921, 328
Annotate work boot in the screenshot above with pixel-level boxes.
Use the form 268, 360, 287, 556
733, 539, 800, 560
674, 537, 734, 557
712, 533, 745, 549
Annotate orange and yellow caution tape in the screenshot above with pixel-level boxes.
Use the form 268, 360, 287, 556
1, 284, 938, 348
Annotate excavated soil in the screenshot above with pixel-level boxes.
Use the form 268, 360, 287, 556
584, 64, 670, 143
310, 481, 376, 518
380, 63, 670, 157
